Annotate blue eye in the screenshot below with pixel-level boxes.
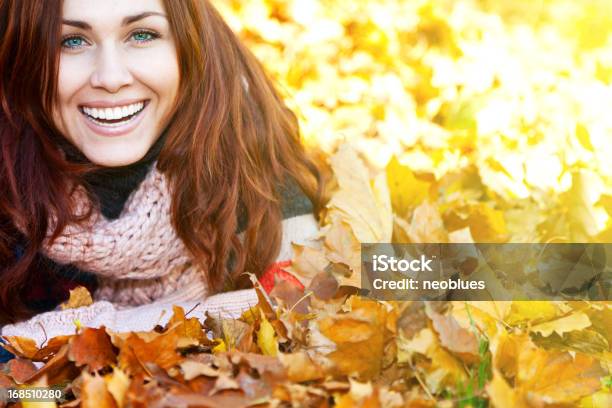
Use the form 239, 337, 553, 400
62, 36, 86, 49
131, 31, 159, 43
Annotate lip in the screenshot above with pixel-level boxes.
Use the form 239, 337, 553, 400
80, 100, 149, 137
79, 98, 149, 109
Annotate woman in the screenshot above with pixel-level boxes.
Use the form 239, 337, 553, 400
0, 0, 322, 338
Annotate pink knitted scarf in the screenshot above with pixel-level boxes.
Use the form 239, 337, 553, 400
41, 163, 208, 308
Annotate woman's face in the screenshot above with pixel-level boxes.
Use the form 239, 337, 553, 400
54, 0, 179, 167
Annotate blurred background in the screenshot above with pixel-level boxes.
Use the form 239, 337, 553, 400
214, 0, 612, 244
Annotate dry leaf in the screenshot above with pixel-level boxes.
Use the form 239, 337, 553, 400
426, 306, 479, 363
68, 327, 116, 372
60, 286, 94, 310
80, 372, 116, 408
257, 309, 279, 357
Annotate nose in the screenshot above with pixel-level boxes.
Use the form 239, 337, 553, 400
89, 43, 133, 93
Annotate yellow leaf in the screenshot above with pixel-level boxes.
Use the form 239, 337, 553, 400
580, 390, 612, 408
104, 367, 129, 408
531, 312, 592, 337
81, 371, 116, 408
486, 370, 523, 408
60, 286, 93, 310
467, 203, 508, 243
506, 301, 561, 326
327, 143, 392, 242
386, 156, 431, 217
517, 346, 605, 405
211, 339, 227, 354
257, 309, 279, 356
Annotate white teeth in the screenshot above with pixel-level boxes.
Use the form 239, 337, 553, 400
82, 102, 145, 122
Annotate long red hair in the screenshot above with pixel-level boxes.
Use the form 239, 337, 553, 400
0, 0, 322, 323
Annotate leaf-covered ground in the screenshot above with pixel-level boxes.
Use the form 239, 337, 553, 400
0, 275, 610, 407
2, 0, 611, 406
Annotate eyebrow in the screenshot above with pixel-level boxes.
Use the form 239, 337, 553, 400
62, 11, 166, 30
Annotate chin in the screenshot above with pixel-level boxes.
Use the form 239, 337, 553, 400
82, 146, 149, 167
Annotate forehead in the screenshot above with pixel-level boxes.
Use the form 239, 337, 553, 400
62, 0, 166, 22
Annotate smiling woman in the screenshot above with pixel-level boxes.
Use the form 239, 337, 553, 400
0, 0, 323, 331
55, 0, 180, 166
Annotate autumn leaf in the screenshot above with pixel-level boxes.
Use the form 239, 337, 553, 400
426, 305, 480, 363
257, 309, 279, 357
278, 351, 325, 382
81, 371, 117, 408
60, 286, 94, 310
326, 143, 392, 243
530, 311, 592, 337
6, 358, 37, 383
104, 367, 130, 408
386, 156, 432, 218
68, 327, 116, 372
316, 296, 390, 380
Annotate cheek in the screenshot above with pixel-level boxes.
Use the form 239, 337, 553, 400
130, 46, 180, 104
57, 57, 90, 110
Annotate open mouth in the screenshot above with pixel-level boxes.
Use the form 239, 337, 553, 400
79, 100, 149, 127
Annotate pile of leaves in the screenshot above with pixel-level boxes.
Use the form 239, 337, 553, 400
215, 0, 612, 244
1, 274, 610, 407
2, 0, 611, 406
1, 140, 610, 407
0, 144, 610, 406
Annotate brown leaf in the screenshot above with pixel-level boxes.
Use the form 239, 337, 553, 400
244, 272, 276, 320
26, 344, 80, 386
60, 286, 94, 310
165, 305, 209, 347
68, 327, 116, 373
0, 336, 39, 360
307, 271, 339, 301
109, 328, 181, 376
1, 335, 73, 362
228, 351, 286, 382
426, 307, 479, 363
270, 280, 309, 314
397, 301, 427, 338
317, 297, 390, 380
6, 357, 38, 383
0, 372, 16, 388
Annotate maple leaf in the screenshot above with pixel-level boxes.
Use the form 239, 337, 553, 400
316, 296, 390, 380
68, 327, 116, 373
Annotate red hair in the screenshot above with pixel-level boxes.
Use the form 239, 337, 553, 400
0, 0, 322, 323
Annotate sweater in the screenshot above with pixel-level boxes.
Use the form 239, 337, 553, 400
2, 135, 319, 346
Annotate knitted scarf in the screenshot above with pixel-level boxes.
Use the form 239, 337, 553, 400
41, 164, 209, 309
